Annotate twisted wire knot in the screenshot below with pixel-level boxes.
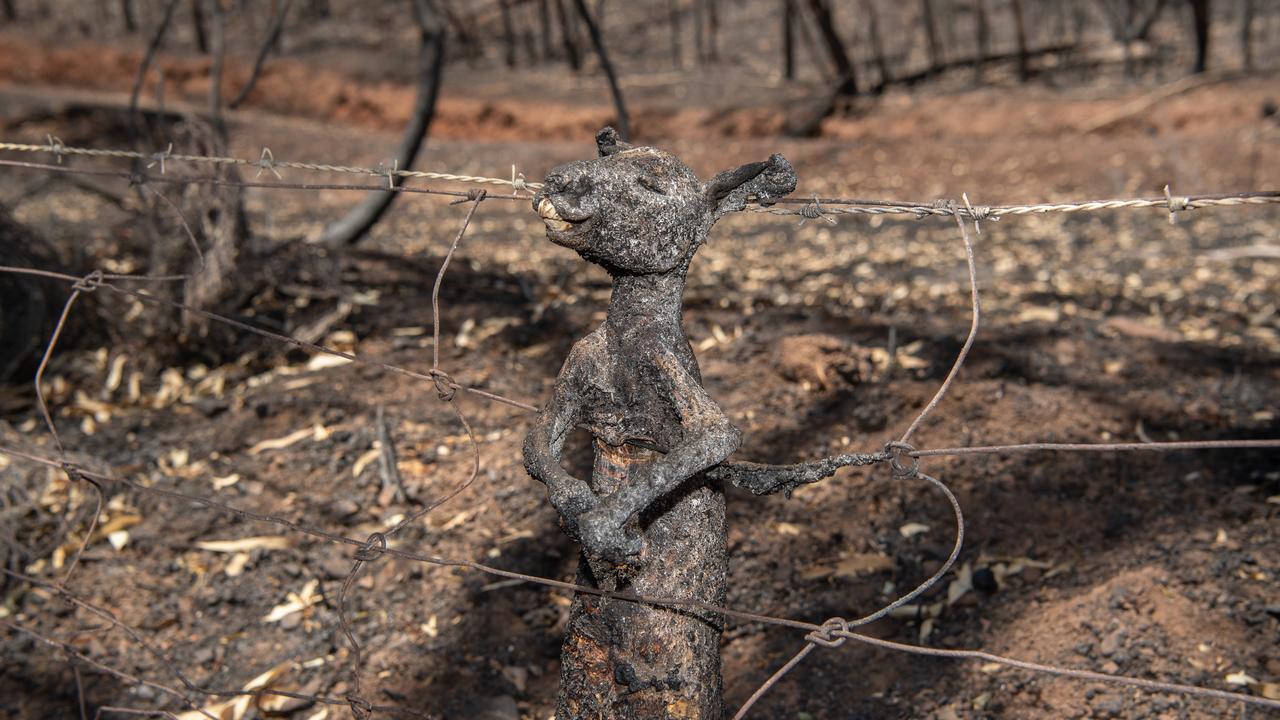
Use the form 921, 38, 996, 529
346, 695, 373, 719
428, 369, 458, 402
805, 617, 850, 649
73, 270, 104, 293
451, 188, 488, 205
59, 461, 85, 483
354, 532, 387, 563
884, 441, 919, 478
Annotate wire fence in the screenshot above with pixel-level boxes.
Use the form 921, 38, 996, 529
1, 139, 1278, 719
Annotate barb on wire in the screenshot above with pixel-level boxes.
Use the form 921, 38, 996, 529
4, 139, 1278, 217
0, 158, 527, 203
0, 140, 542, 194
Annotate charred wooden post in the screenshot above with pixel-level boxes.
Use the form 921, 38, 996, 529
524, 129, 880, 718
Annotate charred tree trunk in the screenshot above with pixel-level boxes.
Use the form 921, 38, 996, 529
538, 0, 552, 60
558, 444, 726, 719
864, 0, 890, 88
1189, 0, 1211, 73
0, 209, 66, 383
499, 0, 517, 68
318, 0, 445, 248
573, 0, 629, 140
781, 0, 795, 79
693, 0, 705, 64
806, 0, 858, 95
972, 0, 989, 84
120, 0, 136, 31
1011, 0, 1030, 81
670, 0, 684, 69
190, 0, 208, 53
706, 0, 719, 62
921, 0, 943, 75
554, 0, 582, 71
1240, 0, 1254, 69
228, 0, 291, 108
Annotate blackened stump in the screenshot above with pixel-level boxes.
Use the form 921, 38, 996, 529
524, 128, 875, 718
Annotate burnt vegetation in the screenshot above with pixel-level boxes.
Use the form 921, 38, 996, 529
0, 1, 1278, 720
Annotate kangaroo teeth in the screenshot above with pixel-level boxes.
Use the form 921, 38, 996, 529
538, 198, 563, 221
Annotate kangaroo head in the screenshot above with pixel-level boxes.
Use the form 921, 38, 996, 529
533, 127, 797, 275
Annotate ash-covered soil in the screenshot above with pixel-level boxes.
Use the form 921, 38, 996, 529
0, 30, 1278, 720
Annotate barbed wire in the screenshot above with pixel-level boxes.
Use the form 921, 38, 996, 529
2, 144, 1279, 718
3, 140, 1279, 222
0, 140, 543, 195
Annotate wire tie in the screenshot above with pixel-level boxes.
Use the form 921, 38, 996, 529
884, 441, 920, 478
1164, 184, 1189, 225
73, 270, 105, 293
428, 369, 458, 402
146, 143, 173, 174
45, 135, 67, 164
449, 188, 487, 205
60, 461, 85, 483
255, 147, 282, 179
805, 617, 849, 648
346, 695, 373, 719
354, 532, 387, 563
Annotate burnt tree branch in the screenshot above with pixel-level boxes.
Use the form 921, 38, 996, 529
317, 0, 445, 248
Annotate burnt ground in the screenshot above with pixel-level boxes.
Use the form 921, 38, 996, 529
1, 30, 1279, 720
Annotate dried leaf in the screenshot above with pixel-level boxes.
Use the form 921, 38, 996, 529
802, 553, 895, 581
352, 447, 381, 478
196, 536, 293, 553
212, 473, 241, 489
248, 425, 329, 455
224, 552, 250, 577
1225, 671, 1258, 686
946, 563, 973, 605
264, 579, 321, 623
774, 522, 802, 536
107, 530, 129, 551
899, 522, 930, 538
306, 353, 352, 371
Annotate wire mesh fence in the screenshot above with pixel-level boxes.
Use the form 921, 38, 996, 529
1, 138, 1278, 719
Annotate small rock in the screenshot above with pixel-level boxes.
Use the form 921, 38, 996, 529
1099, 629, 1126, 657
330, 499, 360, 518
1091, 693, 1124, 717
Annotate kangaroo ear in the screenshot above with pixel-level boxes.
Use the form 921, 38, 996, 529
596, 127, 633, 157
704, 154, 797, 220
